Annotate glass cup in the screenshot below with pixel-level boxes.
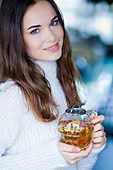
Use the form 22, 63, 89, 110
58, 105, 96, 149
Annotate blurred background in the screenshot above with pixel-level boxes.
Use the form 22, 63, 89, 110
55, 1, 113, 169
55, 0, 113, 111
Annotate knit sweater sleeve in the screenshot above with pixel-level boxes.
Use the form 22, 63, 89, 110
0, 82, 68, 170
0, 140, 68, 170
0, 83, 22, 156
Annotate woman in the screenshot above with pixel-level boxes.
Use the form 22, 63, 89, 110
0, 0, 106, 169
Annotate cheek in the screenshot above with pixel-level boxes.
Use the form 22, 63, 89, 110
57, 27, 64, 39
52, 25, 64, 40
24, 36, 42, 51
60, 28, 64, 39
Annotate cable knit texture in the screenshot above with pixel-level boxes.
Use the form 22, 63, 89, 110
0, 60, 104, 170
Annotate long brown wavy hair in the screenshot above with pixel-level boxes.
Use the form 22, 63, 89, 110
0, 0, 83, 122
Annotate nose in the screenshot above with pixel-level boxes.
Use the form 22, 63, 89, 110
42, 27, 56, 43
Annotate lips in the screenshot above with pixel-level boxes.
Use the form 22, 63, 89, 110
43, 43, 59, 52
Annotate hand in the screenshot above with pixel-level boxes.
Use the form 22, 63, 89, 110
58, 142, 93, 164
91, 112, 106, 149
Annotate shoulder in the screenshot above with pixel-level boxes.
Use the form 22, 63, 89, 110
0, 79, 27, 115
0, 79, 23, 98
0, 79, 19, 91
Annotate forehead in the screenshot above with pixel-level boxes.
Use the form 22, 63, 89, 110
22, 1, 57, 27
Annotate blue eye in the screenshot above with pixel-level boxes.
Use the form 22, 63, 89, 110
50, 20, 58, 26
31, 29, 39, 35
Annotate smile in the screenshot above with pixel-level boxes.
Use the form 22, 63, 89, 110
44, 43, 59, 52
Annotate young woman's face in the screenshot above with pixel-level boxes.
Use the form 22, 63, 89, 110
22, 0, 64, 61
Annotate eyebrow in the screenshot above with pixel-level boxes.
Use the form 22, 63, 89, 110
27, 15, 58, 30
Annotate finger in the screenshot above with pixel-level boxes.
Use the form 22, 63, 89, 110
71, 143, 93, 158
62, 152, 83, 162
90, 111, 98, 119
69, 158, 83, 164
62, 143, 92, 163
94, 123, 104, 132
77, 143, 93, 158
91, 115, 104, 124
62, 151, 83, 164
93, 143, 105, 149
93, 136, 106, 149
93, 135, 106, 143
58, 142, 81, 153
93, 130, 105, 138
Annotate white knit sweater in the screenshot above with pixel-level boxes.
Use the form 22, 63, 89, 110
0, 60, 104, 170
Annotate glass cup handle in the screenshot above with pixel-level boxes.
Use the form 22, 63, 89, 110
86, 110, 97, 118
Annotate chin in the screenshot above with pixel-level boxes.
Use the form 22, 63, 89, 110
52, 52, 62, 61
45, 53, 62, 61
52, 56, 61, 61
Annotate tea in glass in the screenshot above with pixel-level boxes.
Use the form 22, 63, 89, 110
58, 120, 94, 149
